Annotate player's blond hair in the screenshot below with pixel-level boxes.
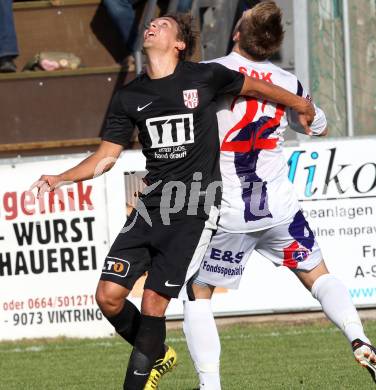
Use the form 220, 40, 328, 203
237, 1, 284, 61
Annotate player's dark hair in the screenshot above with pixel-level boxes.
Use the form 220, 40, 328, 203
237, 0, 284, 61
163, 13, 197, 60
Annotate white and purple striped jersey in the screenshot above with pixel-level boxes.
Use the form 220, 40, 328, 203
207, 51, 327, 232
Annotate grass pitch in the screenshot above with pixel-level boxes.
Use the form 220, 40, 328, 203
1, 319, 376, 389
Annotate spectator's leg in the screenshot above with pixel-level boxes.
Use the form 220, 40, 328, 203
0, 0, 19, 72
102, 0, 138, 52
177, 0, 193, 13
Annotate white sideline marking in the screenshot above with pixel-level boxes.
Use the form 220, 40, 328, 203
0, 328, 340, 354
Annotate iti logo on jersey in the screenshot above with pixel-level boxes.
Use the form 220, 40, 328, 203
183, 89, 199, 109
146, 114, 194, 148
102, 256, 130, 278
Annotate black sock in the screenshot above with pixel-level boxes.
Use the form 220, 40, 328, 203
123, 314, 166, 390
105, 299, 141, 345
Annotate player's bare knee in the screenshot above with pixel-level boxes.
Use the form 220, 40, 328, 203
297, 260, 329, 291
95, 290, 121, 316
95, 281, 129, 317
192, 283, 214, 299
141, 289, 170, 316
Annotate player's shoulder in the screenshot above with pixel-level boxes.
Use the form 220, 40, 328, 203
109, 74, 149, 113
180, 60, 215, 73
193, 59, 240, 80
202, 55, 230, 65
201, 54, 238, 71
178, 61, 228, 82
114, 75, 143, 97
123, 73, 148, 90
252, 61, 298, 94
267, 62, 297, 81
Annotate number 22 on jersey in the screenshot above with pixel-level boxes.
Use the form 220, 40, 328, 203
220, 96, 285, 153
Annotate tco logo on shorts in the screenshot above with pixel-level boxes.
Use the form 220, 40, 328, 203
102, 256, 130, 278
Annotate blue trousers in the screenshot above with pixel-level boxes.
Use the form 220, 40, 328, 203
0, 0, 19, 58
177, 0, 192, 12
103, 0, 139, 52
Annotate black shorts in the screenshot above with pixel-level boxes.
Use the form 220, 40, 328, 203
100, 206, 219, 298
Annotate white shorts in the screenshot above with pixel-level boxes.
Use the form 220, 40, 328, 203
195, 210, 323, 289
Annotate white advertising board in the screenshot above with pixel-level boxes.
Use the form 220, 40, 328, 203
287, 138, 376, 307
210, 137, 376, 315
0, 156, 113, 340
1, 137, 375, 340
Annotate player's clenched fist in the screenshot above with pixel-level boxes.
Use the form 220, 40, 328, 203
30, 174, 64, 199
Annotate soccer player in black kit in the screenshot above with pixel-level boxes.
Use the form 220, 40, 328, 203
31, 13, 314, 390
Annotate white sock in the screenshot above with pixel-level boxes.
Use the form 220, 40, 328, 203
311, 273, 370, 344
183, 300, 221, 390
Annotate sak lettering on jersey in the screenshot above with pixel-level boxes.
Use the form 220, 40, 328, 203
146, 114, 194, 148
238, 67, 273, 83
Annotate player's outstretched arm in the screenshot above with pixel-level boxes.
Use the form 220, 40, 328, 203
240, 76, 315, 133
30, 140, 123, 198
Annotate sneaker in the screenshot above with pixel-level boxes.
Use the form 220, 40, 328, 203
352, 338, 376, 383
144, 345, 177, 390
0, 56, 16, 73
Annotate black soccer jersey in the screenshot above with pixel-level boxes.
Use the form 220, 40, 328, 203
102, 61, 245, 206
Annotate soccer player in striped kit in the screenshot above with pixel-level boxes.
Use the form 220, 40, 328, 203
183, 2, 376, 388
